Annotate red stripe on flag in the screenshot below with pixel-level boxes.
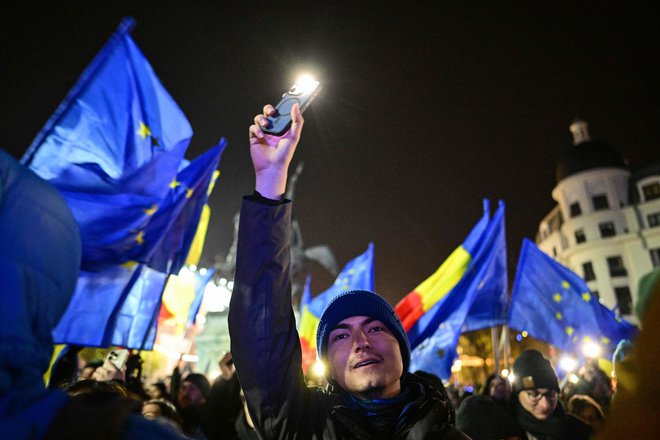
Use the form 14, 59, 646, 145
395, 292, 423, 331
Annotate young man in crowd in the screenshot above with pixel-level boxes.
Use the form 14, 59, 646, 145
228, 103, 468, 439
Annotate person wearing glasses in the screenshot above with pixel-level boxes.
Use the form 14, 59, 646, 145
510, 350, 591, 439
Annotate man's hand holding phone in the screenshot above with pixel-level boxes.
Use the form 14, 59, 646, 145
250, 103, 304, 200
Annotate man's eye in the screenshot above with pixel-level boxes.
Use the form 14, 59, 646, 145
368, 326, 384, 332
333, 334, 348, 341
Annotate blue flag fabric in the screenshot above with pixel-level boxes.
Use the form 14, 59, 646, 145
27, 18, 225, 348
509, 239, 638, 358
186, 268, 217, 330
22, 18, 192, 271
144, 142, 225, 274
410, 201, 507, 379
307, 243, 375, 317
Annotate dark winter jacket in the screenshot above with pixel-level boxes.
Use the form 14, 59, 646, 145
229, 197, 468, 440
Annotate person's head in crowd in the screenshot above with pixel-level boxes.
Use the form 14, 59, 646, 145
178, 373, 210, 408
456, 395, 522, 440
511, 350, 560, 420
315, 290, 411, 400
66, 379, 130, 398
147, 381, 168, 400
483, 372, 512, 403
566, 394, 604, 434
142, 398, 182, 428
79, 359, 104, 380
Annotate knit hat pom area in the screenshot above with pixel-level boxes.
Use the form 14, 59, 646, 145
512, 349, 559, 392
315, 290, 411, 374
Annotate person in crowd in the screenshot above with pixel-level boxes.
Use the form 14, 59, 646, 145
202, 352, 243, 440
482, 372, 512, 407
228, 103, 468, 439
566, 394, 604, 436
142, 398, 184, 432
79, 358, 104, 381
597, 268, 660, 439
147, 381, 170, 401
568, 359, 612, 411
509, 349, 590, 439
177, 373, 211, 439
456, 394, 522, 440
0, 150, 187, 439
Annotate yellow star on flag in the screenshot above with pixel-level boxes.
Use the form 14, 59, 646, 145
553, 293, 562, 303
143, 204, 158, 216
137, 122, 152, 140
565, 326, 574, 336
581, 292, 591, 302
136, 231, 145, 245
562, 280, 570, 290
555, 312, 563, 320
121, 261, 139, 269
601, 337, 611, 345
186, 188, 194, 198
169, 179, 181, 189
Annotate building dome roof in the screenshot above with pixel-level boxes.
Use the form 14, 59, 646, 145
555, 120, 628, 183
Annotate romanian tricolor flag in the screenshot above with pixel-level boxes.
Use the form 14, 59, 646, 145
395, 201, 490, 349
298, 244, 375, 372
298, 276, 319, 371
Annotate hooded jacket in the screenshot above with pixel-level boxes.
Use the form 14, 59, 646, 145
0, 150, 184, 440
229, 196, 467, 439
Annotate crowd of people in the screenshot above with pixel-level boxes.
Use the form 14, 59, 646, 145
1, 99, 658, 439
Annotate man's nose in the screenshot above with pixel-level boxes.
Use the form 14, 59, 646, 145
353, 330, 371, 349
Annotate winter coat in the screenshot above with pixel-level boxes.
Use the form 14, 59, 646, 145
0, 150, 186, 440
229, 197, 469, 440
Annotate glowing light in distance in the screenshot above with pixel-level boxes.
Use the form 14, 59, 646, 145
500, 369, 510, 378
559, 356, 578, 372
568, 373, 580, 384
582, 341, 602, 358
507, 373, 516, 383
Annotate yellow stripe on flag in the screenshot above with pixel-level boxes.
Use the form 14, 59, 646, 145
417, 246, 472, 312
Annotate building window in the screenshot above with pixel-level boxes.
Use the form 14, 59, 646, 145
575, 229, 586, 244
642, 182, 660, 201
614, 286, 633, 316
592, 194, 609, 211
570, 202, 582, 218
607, 256, 628, 277
599, 222, 616, 238
582, 262, 595, 281
552, 247, 557, 257
648, 212, 660, 228
651, 248, 660, 267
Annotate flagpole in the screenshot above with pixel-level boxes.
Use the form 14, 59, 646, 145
502, 324, 510, 372
491, 326, 500, 374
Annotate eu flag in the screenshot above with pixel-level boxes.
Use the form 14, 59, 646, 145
509, 239, 638, 357
143, 142, 225, 274
307, 243, 375, 317
410, 201, 507, 379
22, 17, 192, 271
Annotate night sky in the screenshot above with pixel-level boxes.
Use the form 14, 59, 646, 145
3, 2, 659, 305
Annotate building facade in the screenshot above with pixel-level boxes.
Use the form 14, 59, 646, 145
536, 120, 660, 325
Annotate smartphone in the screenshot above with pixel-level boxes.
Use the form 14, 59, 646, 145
106, 348, 129, 370
262, 76, 321, 136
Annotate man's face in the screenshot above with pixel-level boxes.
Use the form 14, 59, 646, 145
518, 388, 558, 420
178, 381, 205, 408
327, 315, 403, 400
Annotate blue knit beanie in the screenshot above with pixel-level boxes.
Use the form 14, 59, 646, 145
316, 290, 411, 374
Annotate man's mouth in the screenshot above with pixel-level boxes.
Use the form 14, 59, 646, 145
353, 358, 380, 369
